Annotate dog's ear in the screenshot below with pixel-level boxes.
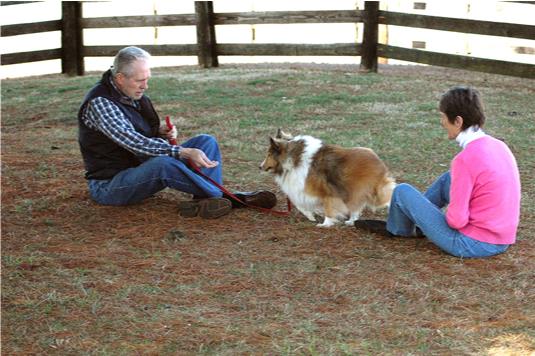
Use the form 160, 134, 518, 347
270, 137, 280, 151
276, 128, 293, 140
269, 137, 286, 152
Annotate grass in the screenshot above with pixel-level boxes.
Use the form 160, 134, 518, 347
2, 63, 535, 355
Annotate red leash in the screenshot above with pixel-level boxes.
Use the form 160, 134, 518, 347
165, 116, 179, 146
165, 116, 291, 216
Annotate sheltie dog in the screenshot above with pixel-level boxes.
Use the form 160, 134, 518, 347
260, 129, 396, 227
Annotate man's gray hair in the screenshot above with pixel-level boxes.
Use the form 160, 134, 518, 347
111, 46, 151, 77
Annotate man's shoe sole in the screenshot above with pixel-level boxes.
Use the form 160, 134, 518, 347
178, 198, 232, 219
232, 191, 277, 209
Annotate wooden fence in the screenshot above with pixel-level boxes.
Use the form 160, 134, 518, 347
1, 1, 534, 78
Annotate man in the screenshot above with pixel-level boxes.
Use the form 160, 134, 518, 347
78, 46, 276, 218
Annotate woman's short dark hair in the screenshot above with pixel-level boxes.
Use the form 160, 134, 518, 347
439, 86, 486, 130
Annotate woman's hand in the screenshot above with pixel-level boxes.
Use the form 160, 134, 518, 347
179, 147, 219, 168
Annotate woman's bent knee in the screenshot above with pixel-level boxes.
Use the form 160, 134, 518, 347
393, 183, 416, 198
391, 183, 423, 208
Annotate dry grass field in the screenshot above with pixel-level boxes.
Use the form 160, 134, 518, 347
2, 63, 534, 355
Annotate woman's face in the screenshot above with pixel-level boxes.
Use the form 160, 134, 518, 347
440, 112, 462, 140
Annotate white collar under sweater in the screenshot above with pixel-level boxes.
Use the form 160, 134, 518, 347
455, 126, 486, 149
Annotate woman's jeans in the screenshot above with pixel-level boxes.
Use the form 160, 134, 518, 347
88, 134, 223, 206
386, 172, 509, 258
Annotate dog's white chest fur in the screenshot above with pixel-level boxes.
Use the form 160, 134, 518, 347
275, 135, 323, 216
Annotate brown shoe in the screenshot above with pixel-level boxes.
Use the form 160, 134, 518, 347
178, 198, 232, 219
225, 191, 277, 209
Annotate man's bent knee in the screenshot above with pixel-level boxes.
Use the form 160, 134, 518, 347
147, 155, 176, 166
195, 134, 217, 142
143, 156, 178, 173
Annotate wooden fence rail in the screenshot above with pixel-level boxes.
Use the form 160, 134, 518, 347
379, 11, 535, 39
1, 1, 534, 78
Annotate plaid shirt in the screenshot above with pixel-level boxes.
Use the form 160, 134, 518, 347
81, 77, 181, 159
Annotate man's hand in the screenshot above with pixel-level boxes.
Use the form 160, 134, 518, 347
159, 123, 178, 141
179, 147, 219, 169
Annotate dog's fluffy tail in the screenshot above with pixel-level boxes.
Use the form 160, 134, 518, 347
372, 175, 396, 208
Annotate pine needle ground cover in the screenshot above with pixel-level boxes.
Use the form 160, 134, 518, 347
2, 64, 534, 354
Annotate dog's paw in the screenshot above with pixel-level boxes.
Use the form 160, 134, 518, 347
303, 212, 316, 222
317, 217, 337, 228
344, 220, 356, 226
344, 212, 361, 226
316, 222, 333, 228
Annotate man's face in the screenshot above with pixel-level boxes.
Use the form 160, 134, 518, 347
115, 59, 151, 100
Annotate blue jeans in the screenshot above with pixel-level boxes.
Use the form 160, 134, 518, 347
88, 134, 223, 205
386, 172, 509, 258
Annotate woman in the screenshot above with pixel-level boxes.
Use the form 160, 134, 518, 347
355, 86, 521, 258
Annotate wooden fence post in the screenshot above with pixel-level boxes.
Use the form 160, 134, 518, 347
360, 1, 379, 72
195, 1, 218, 68
61, 1, 84, 76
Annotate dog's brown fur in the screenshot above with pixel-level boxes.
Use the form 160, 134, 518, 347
261, 130, 395, 227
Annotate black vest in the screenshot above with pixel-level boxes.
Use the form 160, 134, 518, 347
78, 70, 160, 180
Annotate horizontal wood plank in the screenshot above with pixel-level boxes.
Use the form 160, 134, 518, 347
377, 44, 535, 78
0, 1, 39, 6
1, 48, 62, 65
81, 14, 196, 29
83, 44, 198, 57
1, 20, 62, 37
217, 43, 361, 56
379, 11, 535, 40
214, 10, 362, 25
83, 43, 360, 57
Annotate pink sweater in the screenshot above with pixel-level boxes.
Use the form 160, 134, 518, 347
447, 136, 521, 244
